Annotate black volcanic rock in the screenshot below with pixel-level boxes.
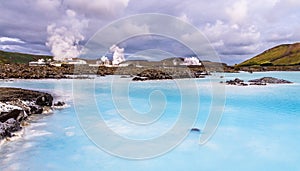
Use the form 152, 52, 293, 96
54, 101, 65, 107
0, 88, 51, 102
0, 62, 236, 80
0, 109, 25, 123
0, 87, 57, 140
249, 82, 267, 86
225, 77, 291, 86
248, 77, 292, 84
132, 77, 148, 81
226, 78, 248, 86
36, 94, 53, 106
190, 128, 201, 132
29, 105, 43, 114
0, 118, 22, 139
132, 69, 173, 81
2, 118, 21, 133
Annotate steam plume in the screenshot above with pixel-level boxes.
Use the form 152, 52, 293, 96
46, 10, 87, 60
110, 44, 125, 65
183, 57, 201, 65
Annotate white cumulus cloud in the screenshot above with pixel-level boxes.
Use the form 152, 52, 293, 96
0, 37, 24, 43
225, 0, 248, 24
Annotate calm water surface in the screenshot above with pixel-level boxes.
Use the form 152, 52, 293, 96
0, 72, 299, 171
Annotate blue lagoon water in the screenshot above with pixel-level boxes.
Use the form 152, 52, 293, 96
0, 72, 300, 171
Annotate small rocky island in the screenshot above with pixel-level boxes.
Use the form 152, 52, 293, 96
0, 87, 64, 140
131, 68, 208, 81
248, 77, 293, 84
225, 77, 293, 86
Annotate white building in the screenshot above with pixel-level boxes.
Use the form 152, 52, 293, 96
29, 58, 50, 66
49, 59, 87, 67
65, 59, 87, 65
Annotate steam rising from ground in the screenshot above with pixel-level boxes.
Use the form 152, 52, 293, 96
100, 56, 110, 65
183, 57, 201, 65
46, 10, 87, 60
110, 44, 125, 65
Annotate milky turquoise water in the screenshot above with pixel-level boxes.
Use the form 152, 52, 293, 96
0, 72, 300, 171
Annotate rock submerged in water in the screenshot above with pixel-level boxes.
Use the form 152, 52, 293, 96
132, 76, 148, 81
190, 128, 201, 132
53, 101, 67, 109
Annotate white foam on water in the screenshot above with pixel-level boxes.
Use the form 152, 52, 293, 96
25, 129, 52, 138
53, 104, 70, 110
28, 122, 47, 128
64, 126, 75, 130
0, 102, 22, 113
42, 108, 53, 114
0, 129, 25, 146
2, 163, 20, 171
65, 131, 75, 137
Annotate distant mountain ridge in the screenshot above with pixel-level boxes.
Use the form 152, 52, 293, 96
0, 50, 52, 64
3, 42, 300, 67
238, 42, 300, 66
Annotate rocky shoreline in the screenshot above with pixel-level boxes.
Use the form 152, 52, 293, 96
235, 65, 300, 72
1, 63, 300, 81
0, 87, 64, 140
0, 63, 231, 80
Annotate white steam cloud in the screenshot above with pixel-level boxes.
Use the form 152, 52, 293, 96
183, 57, 201, 65
110, 44, 125, 65
100, 56, 110, 65
46, 9, 87, 60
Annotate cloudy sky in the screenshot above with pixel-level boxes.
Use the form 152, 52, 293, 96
0, 0, 299, 64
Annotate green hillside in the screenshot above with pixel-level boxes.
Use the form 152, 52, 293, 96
0, 50, 53, 64
238, 43, 300, 66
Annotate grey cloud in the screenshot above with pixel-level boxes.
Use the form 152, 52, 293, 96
63, 0, 129, 19
0, 0, 299, 64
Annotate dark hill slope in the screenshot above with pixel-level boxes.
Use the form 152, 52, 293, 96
0, 50, 52, 64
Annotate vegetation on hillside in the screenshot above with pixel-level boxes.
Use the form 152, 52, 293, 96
0, 50, 52, 64
238, 43, 300, 66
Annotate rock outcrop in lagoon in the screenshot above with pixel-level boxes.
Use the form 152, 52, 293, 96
131, 68, 209, 81
248, 77, 293, 84
190, 128, 201, 132
224, 77, 292, 86
0, 87, 59, 140
225, 78, 249, 86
